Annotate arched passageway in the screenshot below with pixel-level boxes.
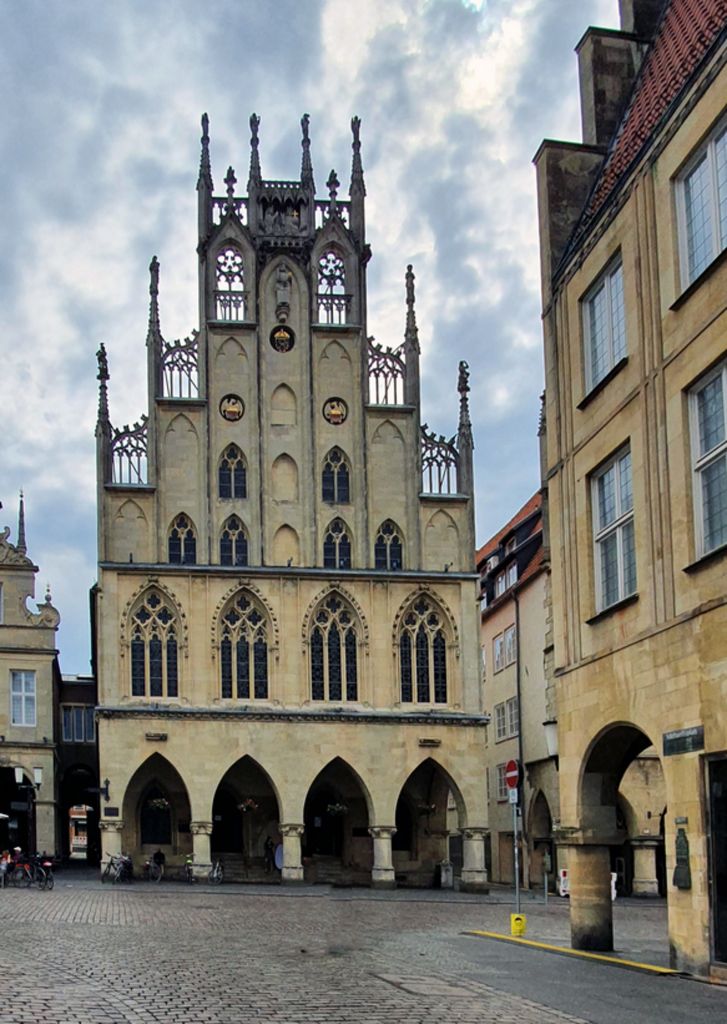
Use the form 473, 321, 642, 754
211, 756, 280, 882
303, 758, 371, 885
528, 790, 553, 890
393, 758, 464, 888
0, 767, 34, 852
570, 724, 666, 951
121, 754, 192, 870
59, 765, 100, 864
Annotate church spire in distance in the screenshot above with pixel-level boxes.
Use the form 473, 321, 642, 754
404, 265, 421, 409
300, 113, 315, 191
16, 490, 26, 555
248, 113, 262, 189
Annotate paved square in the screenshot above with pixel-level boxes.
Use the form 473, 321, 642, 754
3, 881, 590, 1024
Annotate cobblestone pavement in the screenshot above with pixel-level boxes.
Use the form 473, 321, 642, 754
2, 879, 670, 1024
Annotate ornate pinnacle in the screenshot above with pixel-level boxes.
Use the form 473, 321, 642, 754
96, 343, 110, 427
300, 113, 314, 190
404, 264, 420, 354
17, 490, 26, 555
457, 360, 473, 447
147, 256, 161, 343
224, 166, 237, 214
197, 112, 213, 192
349, 115, 366, 196
248, 112, 261, 188
327, 168, 340, 211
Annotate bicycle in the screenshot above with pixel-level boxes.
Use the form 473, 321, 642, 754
102, 854, 133, 883
143, 858, 163, 882
11, 856, 46, 889
208, 859, 224, 885
183, 855, 196, 883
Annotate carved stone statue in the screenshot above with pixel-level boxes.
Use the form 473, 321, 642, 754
275, 262, 293, 323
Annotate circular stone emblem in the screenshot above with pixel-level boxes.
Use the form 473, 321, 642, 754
270, 325, 295, 353
322, 397, 348, 425
219, 394, 245, 422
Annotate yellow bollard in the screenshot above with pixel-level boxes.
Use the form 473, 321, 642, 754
510, 913, 527, 937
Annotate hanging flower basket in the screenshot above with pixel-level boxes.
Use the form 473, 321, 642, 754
147, 797, 170, 811
326, 802, 349, 817
238, 798, 259, 813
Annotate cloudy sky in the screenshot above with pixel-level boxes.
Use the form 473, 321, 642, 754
0, 0, 617, 672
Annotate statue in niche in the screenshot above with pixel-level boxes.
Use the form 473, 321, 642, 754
275, 262, 292, 322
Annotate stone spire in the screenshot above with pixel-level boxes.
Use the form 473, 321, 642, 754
248, 113, 261, 189
96, 343, 110, 434
146, 256, 161, 344
16, 490, 26, 555
349, 116, 366, 242
403, 265, 421, 408
224, 166, 237, 215
300, 113, 315, 191
197, 113, 213, 242
457, 360, 473, 449
197, 112, 213, 192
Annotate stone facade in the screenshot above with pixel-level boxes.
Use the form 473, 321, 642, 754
94, 114, 488, 889
535, 0, 727, 975
0, 494, 61, 854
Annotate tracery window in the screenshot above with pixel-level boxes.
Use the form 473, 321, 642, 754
374, 520, 403, 570
398, 596, 448, 704
168, 514, 196, 565
130, 589, 179, 698
310, 594, 358, 701
219, 591, 269, 700
322, 448, 350, 503
317, 249, 348, 324
218, 446, 247, 499
215, 246, 246, 321
323, 518, 351, 569
220, 516, 248, 566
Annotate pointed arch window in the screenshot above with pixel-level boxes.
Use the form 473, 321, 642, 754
220, 516, 249, 566
323, 518, 351, 569
219, 446, 247, 499
168, 514, 196, 565
317, 249, 349, 324
322, 448, 350, 504
219, 591, 269, 700
374, 520, 403, 570
398, 596, 448, 704
215, 245, 246, 321
310, 594, 358, 701
130, 589, 180, 698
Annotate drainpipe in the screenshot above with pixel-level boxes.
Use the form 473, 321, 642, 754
513, 589, 528, 885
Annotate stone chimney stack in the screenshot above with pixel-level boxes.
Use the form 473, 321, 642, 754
576, 29, 642, 148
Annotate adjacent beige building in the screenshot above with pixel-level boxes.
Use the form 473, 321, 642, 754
94, 115, 488, 888
535, 0, 727, 975
477, 491, 559, 890
0, 494, 61, 854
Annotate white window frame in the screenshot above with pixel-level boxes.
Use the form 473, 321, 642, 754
506, 696, 519, 737
676, 116, 727, 289
591, 446, 637, 612
10, 670, 36, 727
582, 255, 626, 393
496, 763, 508, 801
495, 572, 506, 597
506, 562, 517, 588
494, 702, 507, 740
689, 360, 727, 557
493, 633, 505, 672
504, 624, 517, 666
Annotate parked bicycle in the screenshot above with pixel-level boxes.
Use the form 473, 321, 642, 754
143, 858, 163, 882
183, 854, 196, 884
101, 853, 133, 883
208, 859, 224, 885
11, 854, 52, 889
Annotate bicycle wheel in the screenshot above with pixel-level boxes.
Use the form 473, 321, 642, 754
208, 863, 223, 885
35, 867, 47, 890
101, 862, 112, 883
149, 862, 162, 882
12, 866, 30, 888
45, 870, 55, 891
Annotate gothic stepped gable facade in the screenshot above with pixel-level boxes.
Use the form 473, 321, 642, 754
94, 113, 488, 889
535, 0, 727, 975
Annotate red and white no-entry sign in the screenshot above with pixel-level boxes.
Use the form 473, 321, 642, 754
504, 759, 521, 789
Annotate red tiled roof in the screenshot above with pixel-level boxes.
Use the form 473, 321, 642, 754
580, 0, 727, 234
476, 490, 542, 566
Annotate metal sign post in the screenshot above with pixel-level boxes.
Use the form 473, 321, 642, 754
510, 788, 520, 915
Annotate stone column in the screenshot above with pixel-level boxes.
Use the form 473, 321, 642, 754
461, 827, 489, 892
280, 824, 305, 883
369, 826, 396, 889
569, 845, 613, 951
631, 838, 660, 896
99, 820, 123, 874
190, 821, 213, 878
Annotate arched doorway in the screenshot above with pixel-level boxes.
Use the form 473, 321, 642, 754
528, 790, 553, 889
59, 765, 100, 864
121, 754, 192, 869
571, 724, 666, 951
0, 767, 34, 852
303, 758, 371, 885
211, 756, 280, 882
393, 758, 464, 888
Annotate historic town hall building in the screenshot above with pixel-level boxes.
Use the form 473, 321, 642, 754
93, 114, 488, 887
